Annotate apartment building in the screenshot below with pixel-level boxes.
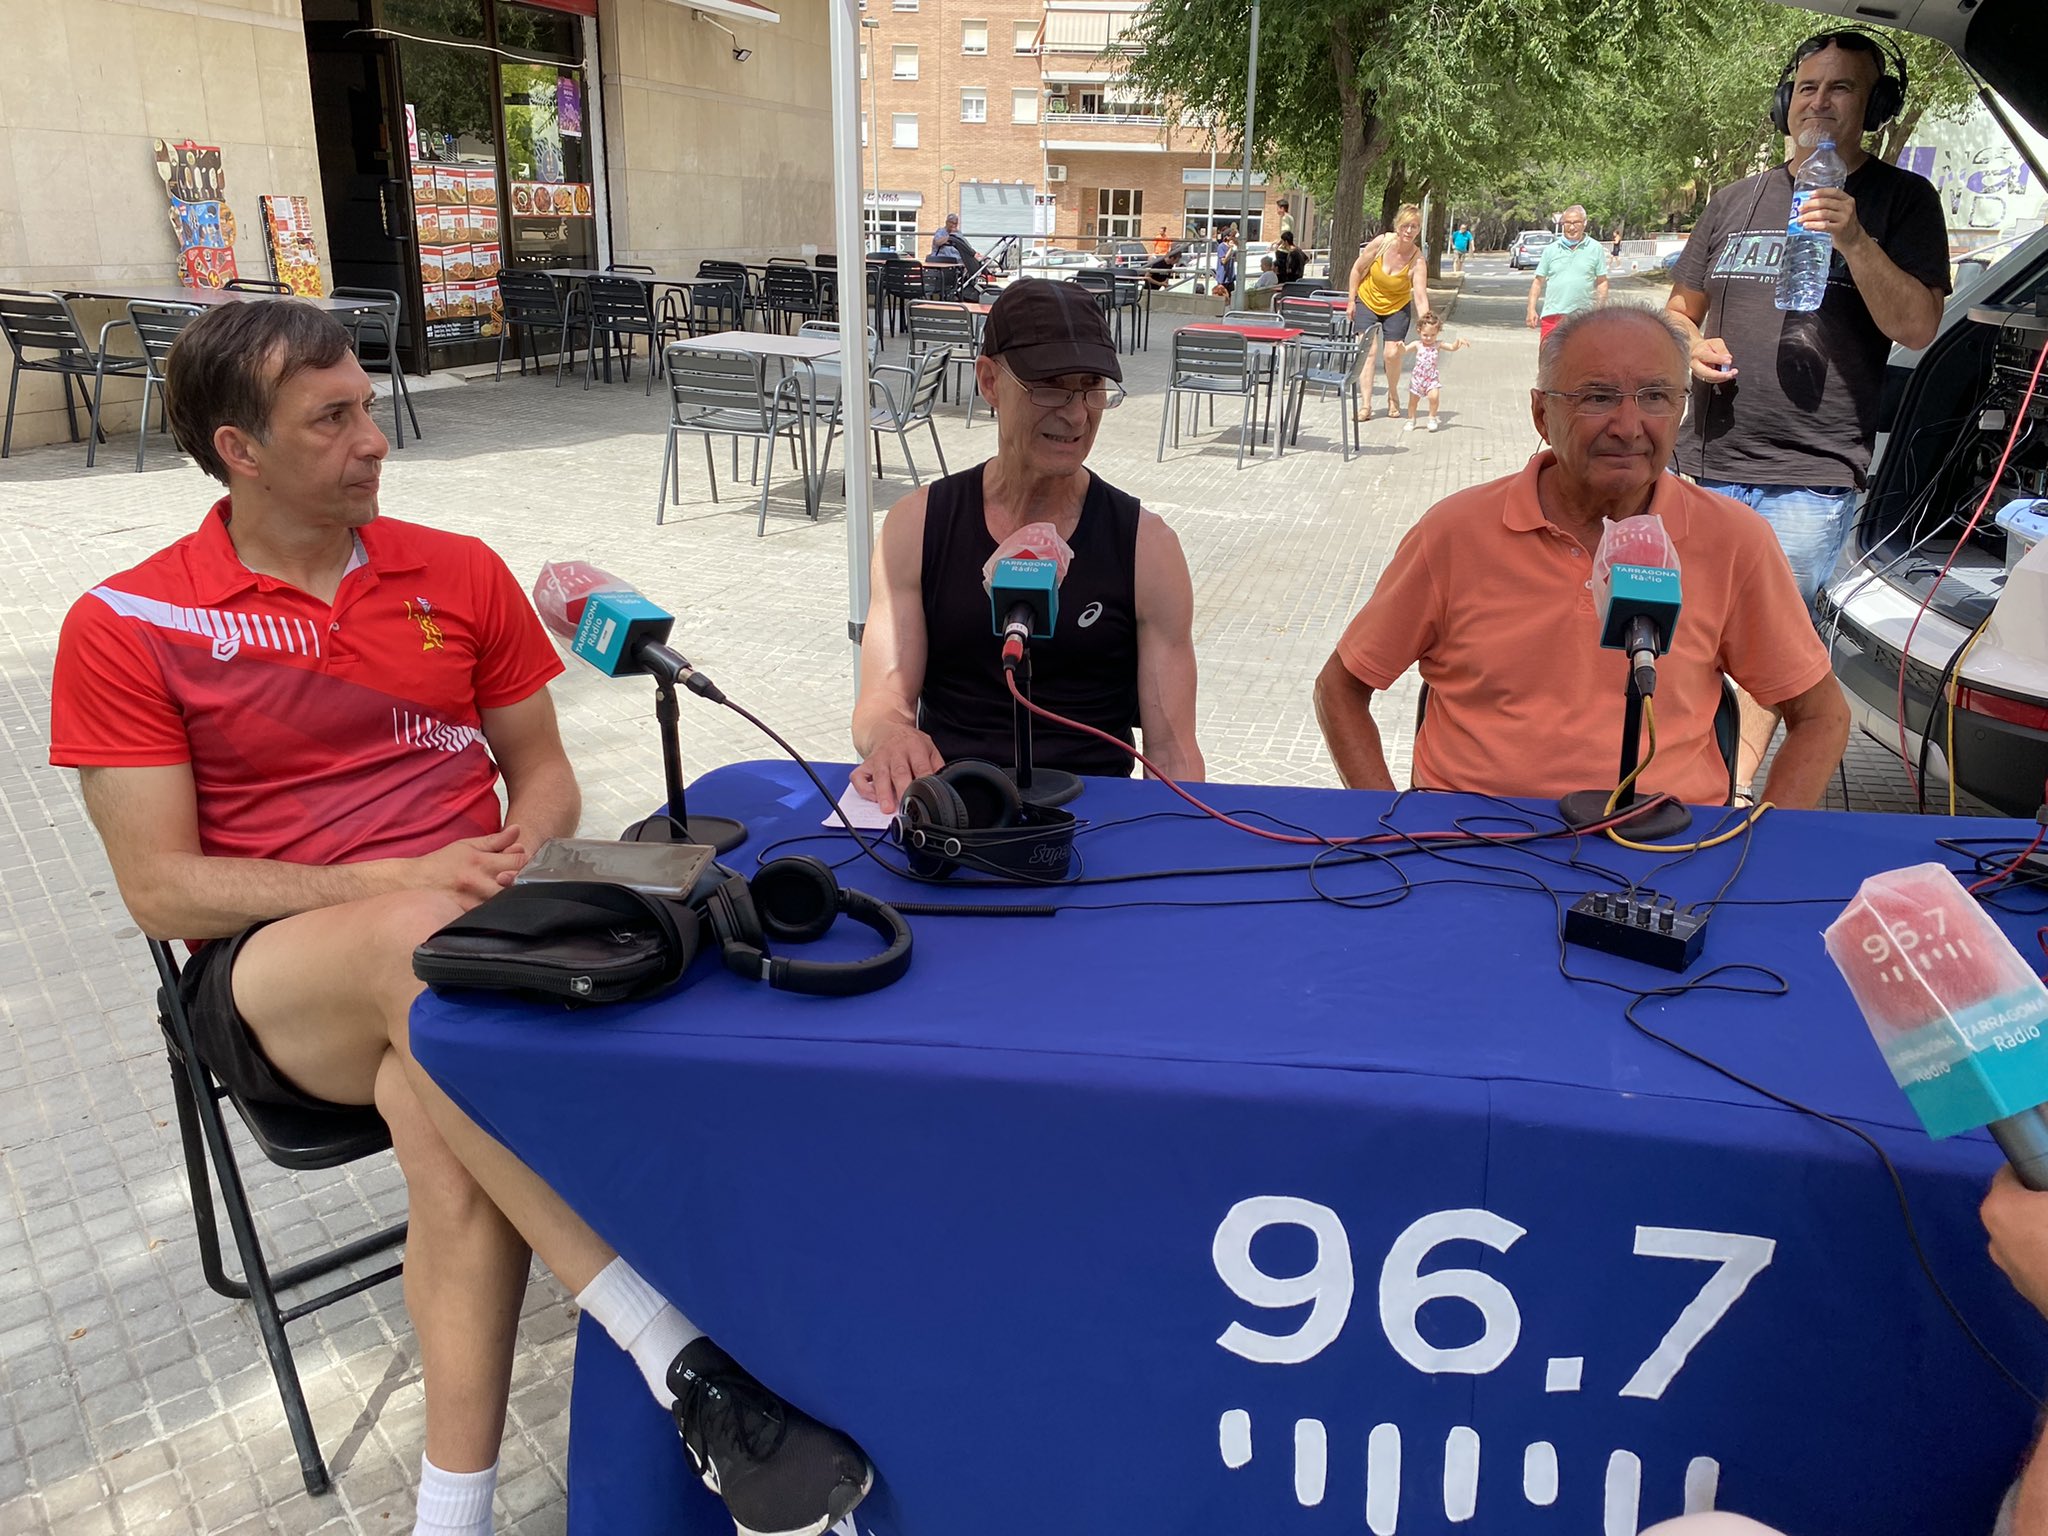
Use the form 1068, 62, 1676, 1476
856, 0, 1296, 254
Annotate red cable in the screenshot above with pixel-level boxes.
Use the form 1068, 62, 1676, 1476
1968, 824, 2046, 895
1897, 331, 2048, 802
1002, 671, 1673, 848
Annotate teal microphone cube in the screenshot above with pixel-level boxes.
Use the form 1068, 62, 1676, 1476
572, 588, 674, 678
989, 556, 1059, 638
1598, 563, 1682, 652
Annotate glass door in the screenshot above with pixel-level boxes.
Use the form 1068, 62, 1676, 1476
390, 6, 504, 362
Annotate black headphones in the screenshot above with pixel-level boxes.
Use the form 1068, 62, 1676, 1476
895, 759, 1077, 881
699, 855, 913, 997
1771, 29, 1908, 138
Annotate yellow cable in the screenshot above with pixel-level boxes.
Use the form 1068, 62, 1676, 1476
1602, 694, 1660, 818
1602, 695, 1775, 851
1947, 616, 1994, 817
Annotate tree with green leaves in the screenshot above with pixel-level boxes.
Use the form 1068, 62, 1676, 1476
1120, 0, 1972, 280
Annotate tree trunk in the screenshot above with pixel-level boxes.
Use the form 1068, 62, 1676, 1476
1325, 14, 1388, 288
1424, 181, 1448, 282
1875, 106, 1925, 170
1379, 159, 1408, 232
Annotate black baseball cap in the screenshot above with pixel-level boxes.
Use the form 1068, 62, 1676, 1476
980, 278, 1122, 383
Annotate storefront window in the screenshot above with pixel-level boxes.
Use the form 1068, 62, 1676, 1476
384, 0, 486, 39
502, 58, 596, 267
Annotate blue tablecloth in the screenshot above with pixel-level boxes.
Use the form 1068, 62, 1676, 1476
411, 763, 2048, 1535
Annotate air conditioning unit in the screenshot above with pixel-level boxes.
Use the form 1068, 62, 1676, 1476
1045, 164, 1067, 183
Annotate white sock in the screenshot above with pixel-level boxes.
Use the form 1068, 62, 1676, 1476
576, 1256, 706, 1407
414, 1457, 496, 1536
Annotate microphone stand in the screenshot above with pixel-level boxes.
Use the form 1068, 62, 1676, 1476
1007, 639, 1082, 808
624, 675, 748, 853
1557, 668, 1692, 839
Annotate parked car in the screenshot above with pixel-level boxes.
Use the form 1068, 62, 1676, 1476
1019, 246, 1105, 279
1508, 230, 1556, 270
1094, 240, 1151, 269
1811, 0, 2048, 814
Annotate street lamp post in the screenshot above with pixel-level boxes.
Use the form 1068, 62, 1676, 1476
861, 17, 880, 252
941, 163, 956, 223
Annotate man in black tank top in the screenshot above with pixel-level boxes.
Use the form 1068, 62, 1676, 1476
850, 280, 1205, 813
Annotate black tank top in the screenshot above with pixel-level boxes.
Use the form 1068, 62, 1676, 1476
918, 461, 1141, 777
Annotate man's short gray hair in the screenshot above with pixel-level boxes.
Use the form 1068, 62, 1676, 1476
1536, 305, 1690, 391
1562, 204, 1587, 219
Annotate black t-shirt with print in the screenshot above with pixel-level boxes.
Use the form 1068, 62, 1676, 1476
1671, 155, 1949, 490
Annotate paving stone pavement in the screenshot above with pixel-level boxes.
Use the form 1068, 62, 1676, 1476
0, 258, 1942, 1536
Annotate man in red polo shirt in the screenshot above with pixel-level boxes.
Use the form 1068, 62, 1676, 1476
1314, 305, 1848, 808
48, 303, 870, 1536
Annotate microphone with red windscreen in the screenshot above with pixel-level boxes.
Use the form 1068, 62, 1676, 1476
1825, 862, 2048, 1190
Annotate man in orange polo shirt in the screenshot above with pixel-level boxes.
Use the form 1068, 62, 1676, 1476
1314, 306, 1848, 807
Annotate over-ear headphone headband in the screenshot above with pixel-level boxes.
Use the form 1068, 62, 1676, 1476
702, 856, 913, 997
1771, 29, 1907, 138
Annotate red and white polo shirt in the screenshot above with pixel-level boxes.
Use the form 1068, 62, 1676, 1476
49, 501, 563, 868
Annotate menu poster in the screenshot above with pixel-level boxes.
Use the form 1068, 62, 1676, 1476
259, 194, 324, 296
559, 76, 583, 138
153, 137, 239, 288
409, 152, 503, 342
509, 182, 594, 220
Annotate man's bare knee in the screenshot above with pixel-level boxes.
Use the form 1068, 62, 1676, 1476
374, 1052, 498, 1220
232, 890, 468, 1104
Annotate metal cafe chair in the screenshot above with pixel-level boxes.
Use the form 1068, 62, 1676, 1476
495, 269, 574, 384
658, 344, 815, 534
330, 287, 421, 447
125, 301, 203, 470
1158, 326, 1258, 470
690, 263, 746, 334
148, 940, 407, 1497
225, 277, 293, 294
882, 259, 926, 337
1278, 332, 1364, 462
1072, 268, 1140, 353
1222, 309, 1283, 443
817, 346, 950, 489
905, 301, 980, 422
762, 266, 824, 335
0, 289, 147, 463
795, 319, 880, 408
575, 275, 663, 394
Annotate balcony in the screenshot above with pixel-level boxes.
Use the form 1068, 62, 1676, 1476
1045, 111, 1165, 126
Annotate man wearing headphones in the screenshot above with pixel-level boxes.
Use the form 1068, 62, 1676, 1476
850, 278, 1204, 814
1665, 30, 1947, 797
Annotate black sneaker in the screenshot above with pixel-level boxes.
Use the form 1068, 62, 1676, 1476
669, 1337, 874, 1536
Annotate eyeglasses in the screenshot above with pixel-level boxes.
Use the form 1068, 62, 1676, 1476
997, 360, 1125, 411
1540, 386, 1685, 418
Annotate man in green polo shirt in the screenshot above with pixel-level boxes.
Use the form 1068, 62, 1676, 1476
1526, 205, 1610, 342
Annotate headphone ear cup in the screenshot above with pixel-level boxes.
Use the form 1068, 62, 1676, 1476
703, 874, 765, 977
751, 856, 841, 945
899, 773, 969, 879
1771, 78, 1793, 138
937, 758, 1024, 831
1865, 73, 1903, 132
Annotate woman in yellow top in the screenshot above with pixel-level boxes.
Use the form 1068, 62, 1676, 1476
1345, 203, 1432, 423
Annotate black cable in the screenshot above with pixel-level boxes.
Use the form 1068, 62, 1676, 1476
1620, 988, 2044, 1410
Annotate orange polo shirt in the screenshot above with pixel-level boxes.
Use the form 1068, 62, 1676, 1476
1336, 452, 1831, 806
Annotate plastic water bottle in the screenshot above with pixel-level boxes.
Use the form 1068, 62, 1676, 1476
1775, 138, 1847, 312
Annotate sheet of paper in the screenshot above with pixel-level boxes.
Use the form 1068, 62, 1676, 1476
828, 780, 892, 830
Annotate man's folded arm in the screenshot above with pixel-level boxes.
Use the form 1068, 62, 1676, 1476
78, 763, 442, 940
